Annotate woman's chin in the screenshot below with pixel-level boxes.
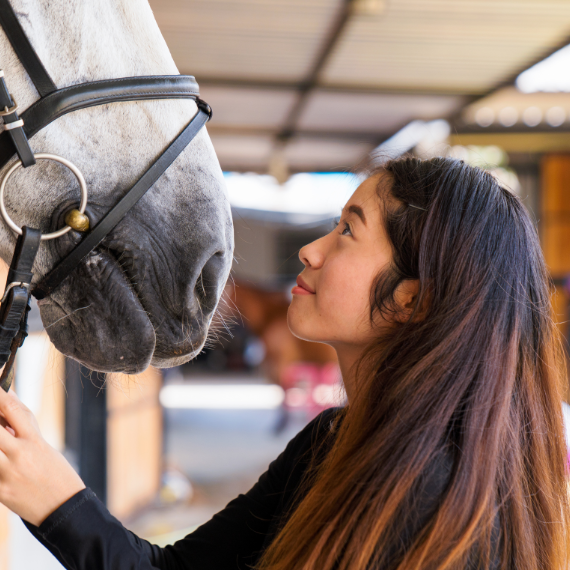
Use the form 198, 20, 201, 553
287, 317, 320, 343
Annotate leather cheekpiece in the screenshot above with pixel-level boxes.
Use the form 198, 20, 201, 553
0, 0, 56, 97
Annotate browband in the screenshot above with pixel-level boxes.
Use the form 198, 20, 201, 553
0, 75, 201, 171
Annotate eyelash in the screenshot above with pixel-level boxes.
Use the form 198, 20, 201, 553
333, 218, 352, 236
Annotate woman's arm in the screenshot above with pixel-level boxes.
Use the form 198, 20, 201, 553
0, 385, 337, 570
22, 450, 297, 570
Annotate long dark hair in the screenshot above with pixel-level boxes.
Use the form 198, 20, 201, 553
257, 156, 570, 569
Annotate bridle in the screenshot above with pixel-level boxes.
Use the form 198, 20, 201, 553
0, 0, 213, 390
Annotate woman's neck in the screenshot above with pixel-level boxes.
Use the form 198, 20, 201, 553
334, 343, 367, 404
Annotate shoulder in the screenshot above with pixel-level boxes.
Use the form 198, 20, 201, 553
283, 407, 344, 460
263, 407, 344, 495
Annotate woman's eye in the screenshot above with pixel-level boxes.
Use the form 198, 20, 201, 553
332, 218, 352, 236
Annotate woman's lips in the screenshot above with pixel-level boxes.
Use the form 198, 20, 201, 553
292, 276, 315, 295
291, 286, 313, 295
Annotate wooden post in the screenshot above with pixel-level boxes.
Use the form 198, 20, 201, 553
540, 155, 570, 384
106, 367, 163, 520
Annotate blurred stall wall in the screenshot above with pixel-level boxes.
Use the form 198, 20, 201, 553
541, 155, 570, 347
0, 504, 8, 570
107, 368, 163, 520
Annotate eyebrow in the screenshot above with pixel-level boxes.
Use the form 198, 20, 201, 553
345, 204, 367, 226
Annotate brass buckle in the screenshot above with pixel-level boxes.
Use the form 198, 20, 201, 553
0, 96, 18, 116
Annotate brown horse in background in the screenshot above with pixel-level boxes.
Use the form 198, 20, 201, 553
223, 279, 337, 387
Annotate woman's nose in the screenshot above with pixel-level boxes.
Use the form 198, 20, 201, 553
299, 237, 325, 269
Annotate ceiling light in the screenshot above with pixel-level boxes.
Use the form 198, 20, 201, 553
516, 44, 570, 93
351, 0, 387, 16
498, 107, 518, 127
475, 107, 494, 127
522, 107, 542, 127
545, 106, 566, 127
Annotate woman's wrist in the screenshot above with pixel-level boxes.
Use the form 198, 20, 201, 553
30, 465, 87, 527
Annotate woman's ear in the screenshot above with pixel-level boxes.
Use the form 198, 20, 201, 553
393, 279, 426, 322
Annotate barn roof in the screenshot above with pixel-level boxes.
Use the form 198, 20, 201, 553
149, 0, 570, 173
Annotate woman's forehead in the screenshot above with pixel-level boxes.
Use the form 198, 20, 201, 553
345, 174, 386, 216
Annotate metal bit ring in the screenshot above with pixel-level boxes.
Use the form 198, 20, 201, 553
0, 153, 88, 241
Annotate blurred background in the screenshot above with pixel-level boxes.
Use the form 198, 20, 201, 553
3, 0, 570, 567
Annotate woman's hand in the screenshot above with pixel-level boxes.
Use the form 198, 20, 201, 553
0, 387, 85, 526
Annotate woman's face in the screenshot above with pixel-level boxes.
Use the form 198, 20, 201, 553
288, 174, 394, 350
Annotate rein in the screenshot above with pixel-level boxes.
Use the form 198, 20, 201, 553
0, 0, 212, 390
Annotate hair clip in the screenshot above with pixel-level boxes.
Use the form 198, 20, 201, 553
407, 203, 427, 211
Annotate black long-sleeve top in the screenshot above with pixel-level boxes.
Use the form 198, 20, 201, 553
22, 407, 498, 569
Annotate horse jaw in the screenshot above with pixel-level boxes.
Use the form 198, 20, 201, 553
0, 0, 234, 372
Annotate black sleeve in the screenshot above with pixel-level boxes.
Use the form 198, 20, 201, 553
23, 408, 340, 570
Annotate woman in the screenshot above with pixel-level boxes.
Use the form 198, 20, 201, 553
0, 156, 567, 569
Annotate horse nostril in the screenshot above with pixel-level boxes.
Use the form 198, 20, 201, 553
194, 250, 227, 309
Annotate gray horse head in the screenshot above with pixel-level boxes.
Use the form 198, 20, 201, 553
0, 0, 234, 373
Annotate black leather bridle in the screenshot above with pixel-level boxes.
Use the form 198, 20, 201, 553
0, 0, 213, 390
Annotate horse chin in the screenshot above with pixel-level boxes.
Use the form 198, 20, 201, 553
38, 250, 158, 374
150, 349, 202, 369
38, 249, 215, 374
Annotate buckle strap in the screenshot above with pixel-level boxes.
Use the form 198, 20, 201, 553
0, 298, 31, 393
0, 227, 40, 391
0, 72, 35, 167
0, 0, 57, 97
33, 105, 210, 300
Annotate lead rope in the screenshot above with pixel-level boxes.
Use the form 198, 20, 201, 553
0, 67, 42, 391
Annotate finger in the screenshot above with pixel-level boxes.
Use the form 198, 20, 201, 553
0, 389, 34, 438
0, 447, 9, 471
0, 422, 17, 455
0, 416, 15, 436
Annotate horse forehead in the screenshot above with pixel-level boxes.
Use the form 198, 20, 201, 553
6, 0, 179, 83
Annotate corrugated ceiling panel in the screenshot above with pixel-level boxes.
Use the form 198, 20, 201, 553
298, 90, 465, 134
149, 0, 343, 82
210, 134, 274, 171
324, 0, 570, 93
285, 137, 372, 171
200, 86, 297, 130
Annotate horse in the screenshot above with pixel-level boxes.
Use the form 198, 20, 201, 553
0, 0, 234, 374
224, 280, 337, 383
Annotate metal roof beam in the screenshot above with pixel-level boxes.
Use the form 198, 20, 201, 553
276, 0, 356, 144
197, 76, 479, 98
208, 125, 385, 143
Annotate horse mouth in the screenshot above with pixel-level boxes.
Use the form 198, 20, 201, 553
100, 242, 208, 367
37, 246, 158, 374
